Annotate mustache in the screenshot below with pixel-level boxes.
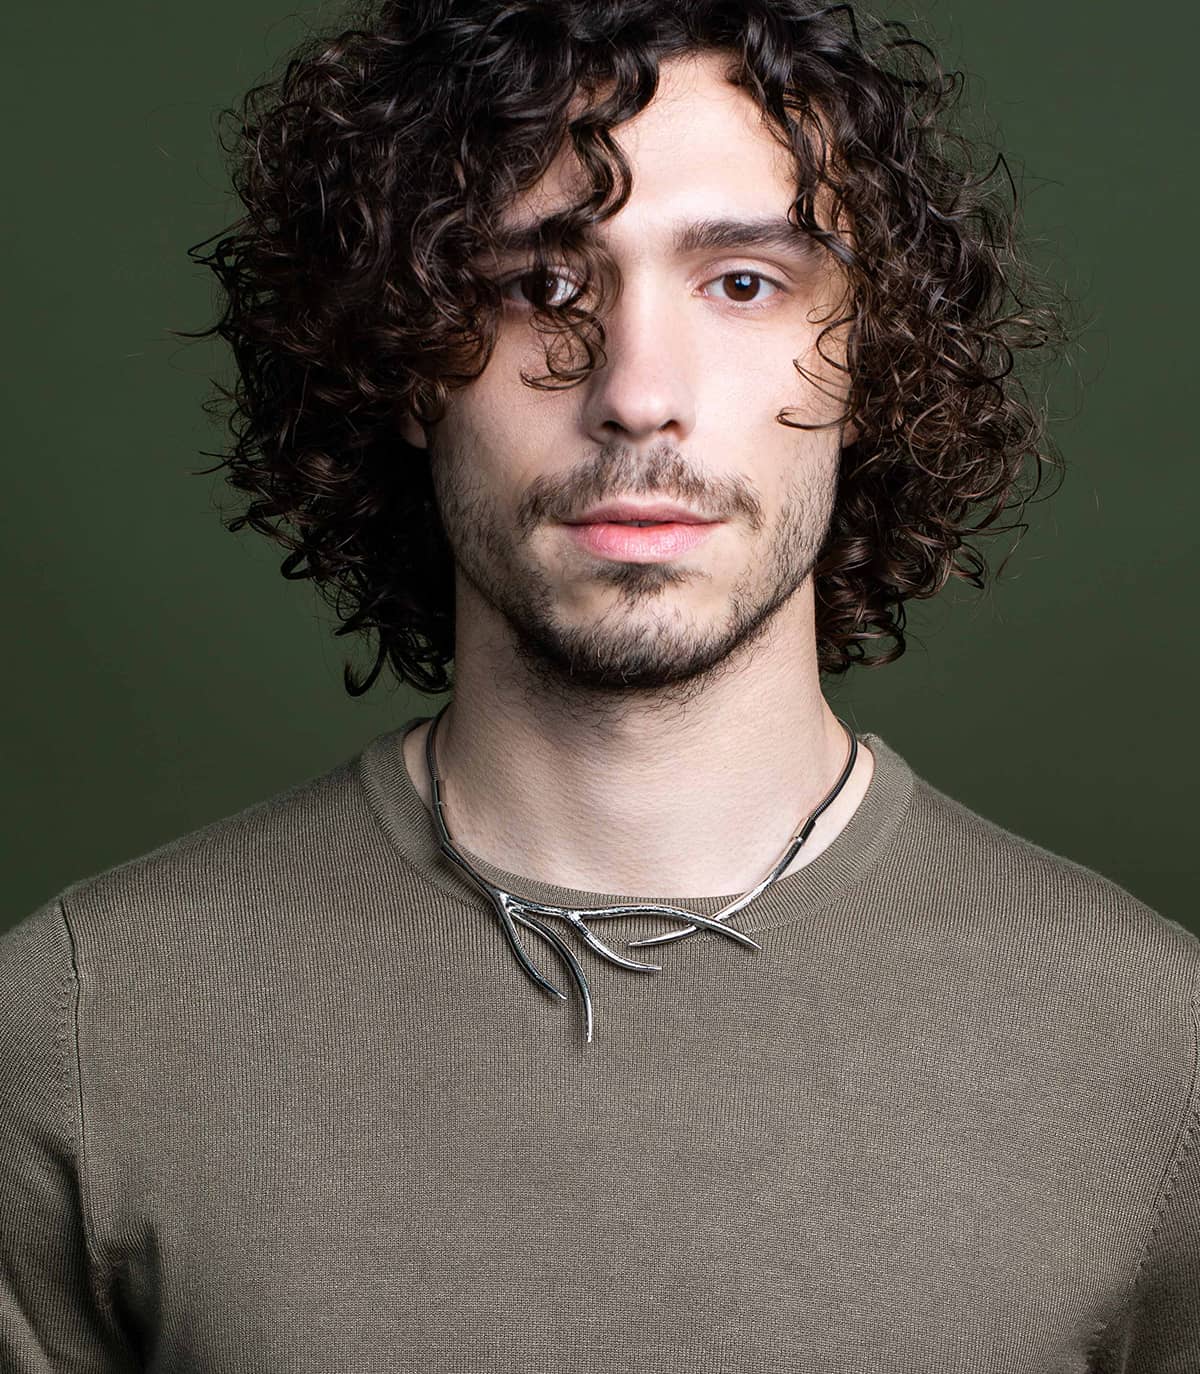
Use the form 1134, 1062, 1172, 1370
516, 441, 764, 532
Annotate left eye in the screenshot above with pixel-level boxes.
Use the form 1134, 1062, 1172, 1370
705, 271, 780, 305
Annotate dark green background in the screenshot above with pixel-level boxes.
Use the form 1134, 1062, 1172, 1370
5, 1, 1195, 931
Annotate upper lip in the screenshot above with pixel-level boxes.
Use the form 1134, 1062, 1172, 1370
565, 501, 717, 525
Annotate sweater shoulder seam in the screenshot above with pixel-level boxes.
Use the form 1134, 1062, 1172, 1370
55, 893, 119, 1310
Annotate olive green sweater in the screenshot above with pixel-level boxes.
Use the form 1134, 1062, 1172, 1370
2, 716, 1198, 1372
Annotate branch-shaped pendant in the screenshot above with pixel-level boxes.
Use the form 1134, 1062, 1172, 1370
422, 705, 859, 1043
435, 842, 763, 1042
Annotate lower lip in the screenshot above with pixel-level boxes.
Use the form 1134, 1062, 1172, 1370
564, 521, 721, 562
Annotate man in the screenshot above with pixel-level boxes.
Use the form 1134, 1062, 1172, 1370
2, 0, 1196, 1369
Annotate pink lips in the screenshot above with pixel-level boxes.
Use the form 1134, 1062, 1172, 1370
565, 520, 721, 562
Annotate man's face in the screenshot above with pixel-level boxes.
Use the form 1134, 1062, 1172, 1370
404, 50, 853, 700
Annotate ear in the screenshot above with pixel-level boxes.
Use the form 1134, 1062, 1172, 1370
399, 411, 429, 450
841, 416, 861, 449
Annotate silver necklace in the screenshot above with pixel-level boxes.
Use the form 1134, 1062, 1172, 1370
423, 702, 859, 1043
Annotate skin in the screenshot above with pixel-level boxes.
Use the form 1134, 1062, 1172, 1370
398, 48, 875, 898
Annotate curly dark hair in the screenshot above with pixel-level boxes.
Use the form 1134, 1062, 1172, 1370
183, 0, 1074, 697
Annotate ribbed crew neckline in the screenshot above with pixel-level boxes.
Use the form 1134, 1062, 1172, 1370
355, 715, 917, 934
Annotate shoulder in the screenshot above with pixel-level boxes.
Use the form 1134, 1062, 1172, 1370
864, 753, 1200, 1160
0, 893, 75, 1036
876, 750, 1200, 995
7, 748, 390, 975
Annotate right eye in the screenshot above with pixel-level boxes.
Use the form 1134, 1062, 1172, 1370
499, 269, 583, 309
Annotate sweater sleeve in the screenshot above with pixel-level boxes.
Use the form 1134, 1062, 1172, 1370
0, 896, 139, 1372
1098, 977, 1200, 1374
1120, 1102, 1200, 1372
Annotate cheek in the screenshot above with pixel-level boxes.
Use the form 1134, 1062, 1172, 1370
766, 325, 853, 433
715, 317, 823, 395
471, 340, 559, 439
436, 383, 557, 514
704, 351, 815, 447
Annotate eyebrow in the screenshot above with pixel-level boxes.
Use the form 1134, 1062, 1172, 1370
488, 214, 821, 261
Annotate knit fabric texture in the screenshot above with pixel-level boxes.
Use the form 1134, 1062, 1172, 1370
2, 715, 1197, 1372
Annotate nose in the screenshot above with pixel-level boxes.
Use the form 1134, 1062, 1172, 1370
578, 281, 697, 446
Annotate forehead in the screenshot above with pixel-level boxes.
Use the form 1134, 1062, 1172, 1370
497, 50, 814, 252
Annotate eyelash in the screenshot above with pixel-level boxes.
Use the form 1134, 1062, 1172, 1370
497, 268, 787, 312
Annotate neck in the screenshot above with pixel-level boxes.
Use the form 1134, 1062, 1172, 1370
402, 592, 875, 899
